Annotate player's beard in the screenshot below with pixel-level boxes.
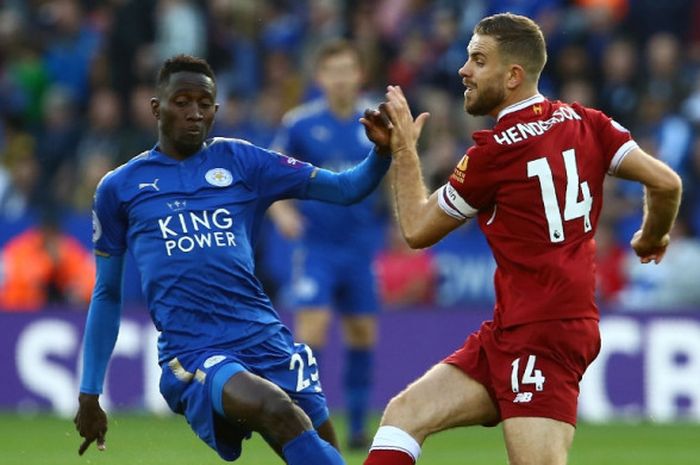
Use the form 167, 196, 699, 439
464, 81, 506, 116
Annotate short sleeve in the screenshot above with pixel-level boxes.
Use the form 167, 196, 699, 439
575, 104, 638, 175
438, 146, 496, 220
92, 171, 127, 256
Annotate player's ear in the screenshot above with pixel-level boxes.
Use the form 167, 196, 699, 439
506, 64, 525, 90
151, 97, 160, 119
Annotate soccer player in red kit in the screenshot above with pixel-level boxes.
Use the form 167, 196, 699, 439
359, 12, 682, 465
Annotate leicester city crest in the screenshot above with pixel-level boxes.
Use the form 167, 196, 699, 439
205, 168, 233, 187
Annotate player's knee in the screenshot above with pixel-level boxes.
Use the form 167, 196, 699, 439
300, 331, 327, 348
345, 327, 376, 348
382, 390, 416, 427
381, 389, 436, 442
342, 316, 377, 348
259, 393, 311, 444
296, 310, 331, 346
296, 322, 328, 347
260, 393, 297, 424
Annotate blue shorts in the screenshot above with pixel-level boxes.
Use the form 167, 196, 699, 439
159, 327, 329, 461
291, 245, 379, 314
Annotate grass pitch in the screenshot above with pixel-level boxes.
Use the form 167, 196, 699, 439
1, 412, 698, 465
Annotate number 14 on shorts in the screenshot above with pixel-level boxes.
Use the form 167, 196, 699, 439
511, 355, 546, 393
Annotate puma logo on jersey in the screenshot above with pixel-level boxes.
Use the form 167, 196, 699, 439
139, 178, 160, 191
513, 392, 533, 403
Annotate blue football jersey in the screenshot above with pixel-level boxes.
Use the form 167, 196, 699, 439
92, 138, 315, 362
272, 99, 384, 248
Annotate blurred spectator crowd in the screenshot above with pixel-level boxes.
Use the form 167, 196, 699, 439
1, 0, 699, 312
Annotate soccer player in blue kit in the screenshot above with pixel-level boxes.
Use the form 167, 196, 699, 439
269, 39, 384, 450
73, 55, 392, 464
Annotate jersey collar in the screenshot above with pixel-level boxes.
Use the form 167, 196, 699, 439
496, 94, 545, 122
149, 140, 211, 165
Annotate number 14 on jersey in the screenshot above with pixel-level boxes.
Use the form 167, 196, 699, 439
528, 148, 592, 243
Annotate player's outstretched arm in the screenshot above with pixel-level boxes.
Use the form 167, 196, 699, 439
299, 105, 393, 206
614, 147, 682, 263
382, 85, 462, 248
305, 147, 391, 206
74, 254, 125, 455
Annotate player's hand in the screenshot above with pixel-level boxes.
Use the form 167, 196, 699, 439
630, 230, 670, 264
74, 393, 108, 455
382, 85, 430, 156
360, 107, 391, 156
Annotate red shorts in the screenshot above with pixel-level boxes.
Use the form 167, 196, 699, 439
443, 318, 600, 426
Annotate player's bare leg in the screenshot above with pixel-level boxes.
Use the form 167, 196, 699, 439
365, 363, 498, 464
221, 371, 313, 445
295, 307, 332, 347
502, 417, 574, 465
381, 363, 498, 442
221, 371, 344, 464
261, 416, 340, 457
259, 433, 285, 459
317, 419, 341, 449
341, 315, 377, 349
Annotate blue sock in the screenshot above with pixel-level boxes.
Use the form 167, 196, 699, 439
344, 348, 373, 437
283, 430, 345, 465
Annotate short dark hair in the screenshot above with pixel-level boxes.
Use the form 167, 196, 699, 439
474, 13, 547, 80
156, 54, 215, 91
314, 39, 363, 69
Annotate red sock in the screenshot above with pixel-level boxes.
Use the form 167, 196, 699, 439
364, 449, 415, 465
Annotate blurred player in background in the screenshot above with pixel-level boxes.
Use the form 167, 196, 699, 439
269, 39, 385, 450
74, 54, 393, 465
362, 13, 682, 465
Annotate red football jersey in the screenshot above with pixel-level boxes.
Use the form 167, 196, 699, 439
438, 95, 637, 328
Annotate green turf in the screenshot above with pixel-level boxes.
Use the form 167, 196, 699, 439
1, 412, 698, 465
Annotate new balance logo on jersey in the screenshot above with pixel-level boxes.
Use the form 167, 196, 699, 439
513, 392, 533, 403
158, 208, 237, 256
139, 178, 160, 191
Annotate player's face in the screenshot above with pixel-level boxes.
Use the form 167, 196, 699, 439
316, 52, 363, 104
458, 34, 507, 117
153, 71, 218, 157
